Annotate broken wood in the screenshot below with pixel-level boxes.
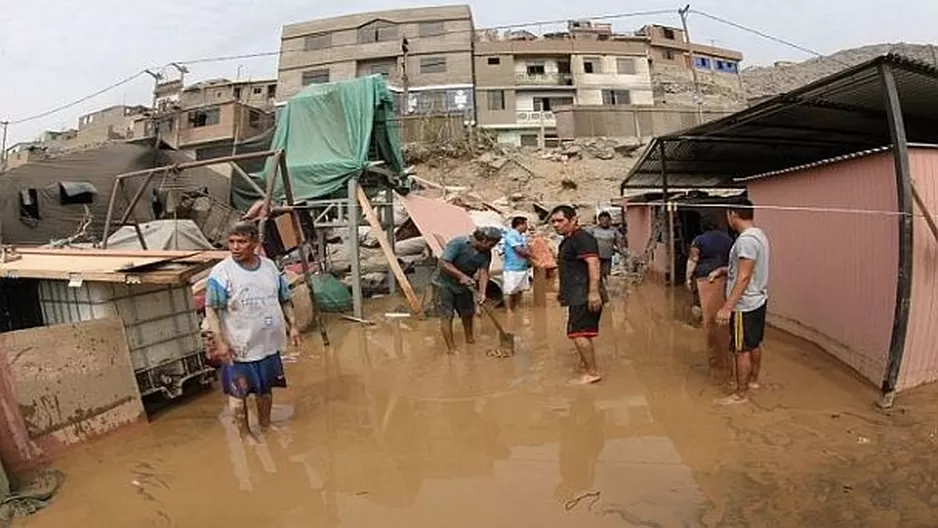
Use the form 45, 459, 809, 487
228, 162, 267, 198
355, 183, 423, 316
340, 314, 376, 326
911, 181, 938, 244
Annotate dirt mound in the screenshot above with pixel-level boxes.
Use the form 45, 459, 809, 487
742, 43, 938, 99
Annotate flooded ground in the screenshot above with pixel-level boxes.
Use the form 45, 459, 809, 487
16, 281, 938, 527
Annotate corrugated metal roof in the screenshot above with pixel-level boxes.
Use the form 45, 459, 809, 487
621, 54, 938, 190
735, 146, 893, 182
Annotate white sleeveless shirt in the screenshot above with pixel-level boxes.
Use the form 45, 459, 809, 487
206, 256, 288, 362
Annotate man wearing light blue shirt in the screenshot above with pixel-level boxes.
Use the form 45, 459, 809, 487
502, 216, 531, 315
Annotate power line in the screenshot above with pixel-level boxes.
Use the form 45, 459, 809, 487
178, 9, 677, 66
689, 9, 850, 66
9, 70, 148, 125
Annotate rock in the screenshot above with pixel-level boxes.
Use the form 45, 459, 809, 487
508, 193, 526, 202
561, 179, 578, 190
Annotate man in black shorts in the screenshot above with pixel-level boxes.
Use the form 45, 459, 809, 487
433, 227, 502, 353
713, 199, 771, 405
550, 205, 607, 384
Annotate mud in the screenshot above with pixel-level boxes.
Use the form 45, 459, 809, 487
16, 281, 938, 527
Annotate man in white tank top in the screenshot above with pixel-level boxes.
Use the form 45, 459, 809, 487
204, 222, 300, 439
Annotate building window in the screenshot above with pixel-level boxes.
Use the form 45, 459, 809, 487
267, 85, 277, 98
188, 108, 221, 128
520, 134, 539, 147
358, 21, 398, 43
369, 62, 394, 77
419, 21, 445, 37
534, 97, 574, 111
663, 27, 676, 39
488, 90, 505, 111
662, 49, 676, 60
305, 33, 332, 51
252, 87, 263, 95
420, 56, 447, 74
301, 69, 330, 86
248, 110, 262, 127
233, 87, 242, 99
487, 57, 501, 65
583, 58, 601, 74
694, 56, 712, 70
715, 60, 739, 73
526, 63, 546, 75
616, 58, 636, 75
602, 90, 631, 106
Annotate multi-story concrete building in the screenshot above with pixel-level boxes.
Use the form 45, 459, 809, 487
475, 21, 655, 146
77, 105, 149, 145
278, 5, 475, 118
474, 20, 744, 145
638, 24, 745, 108
132, 78, 276, 153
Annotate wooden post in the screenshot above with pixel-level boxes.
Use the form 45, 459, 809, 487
278, 152, 329, 347
355, 183, 423, 316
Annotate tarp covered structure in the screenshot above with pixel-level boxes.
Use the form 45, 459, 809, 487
104, 219, 215, 250
0, 143, 230, 245
255, 75, 410, 205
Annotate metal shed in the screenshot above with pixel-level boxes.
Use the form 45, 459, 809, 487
621, 54, 938, 405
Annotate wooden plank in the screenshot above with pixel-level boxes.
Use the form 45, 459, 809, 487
912, 181, 938, 244
0, 253, 211, 284
356, 184, 423, 315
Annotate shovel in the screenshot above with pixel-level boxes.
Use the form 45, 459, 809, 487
477, 299, 516, 355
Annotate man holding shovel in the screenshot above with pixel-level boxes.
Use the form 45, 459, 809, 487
433, 227, 502, 353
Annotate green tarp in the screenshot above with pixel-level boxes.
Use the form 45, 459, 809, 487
257, 75, 409, 204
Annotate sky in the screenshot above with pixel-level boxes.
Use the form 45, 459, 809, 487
0, 0, 936, 144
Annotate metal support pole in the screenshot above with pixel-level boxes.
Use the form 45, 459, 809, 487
348, 176, 364, 319
384, 189, 397, 295
658, 140, 675, 285
880, 63, 914, 407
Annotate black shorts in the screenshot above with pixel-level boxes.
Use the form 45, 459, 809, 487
730, 302, 767, 353
567, 304, 602, 339
437, 287, 475, 319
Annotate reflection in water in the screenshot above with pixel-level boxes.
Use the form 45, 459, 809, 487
18, 282, 938, 527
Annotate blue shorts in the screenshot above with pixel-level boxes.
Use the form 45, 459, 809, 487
221, 353, 287, 398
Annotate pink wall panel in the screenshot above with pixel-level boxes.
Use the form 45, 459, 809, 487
899, 148, 938, 390
747, 153, 898, 386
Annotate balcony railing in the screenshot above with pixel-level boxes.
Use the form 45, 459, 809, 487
516, 111, 556, 124
515, 72, 574, 86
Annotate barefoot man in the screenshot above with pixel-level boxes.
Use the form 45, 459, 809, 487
502, 216, 532, 319
713, 200, 770, 405
204, 222, 300, 437
550, 205, 607, 384
434, 227, 502, 353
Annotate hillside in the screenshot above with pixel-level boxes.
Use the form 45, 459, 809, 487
742, 43, 938, 99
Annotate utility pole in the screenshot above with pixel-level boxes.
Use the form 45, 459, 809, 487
0, 121, 8, 172
401, 37, 410, 115
145, 69, 164, 148
678, 4, 703, 124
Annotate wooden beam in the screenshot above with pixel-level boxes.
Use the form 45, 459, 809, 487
911, 181, 938, 244
229, 161, 266, 197
355, 183, 423, 316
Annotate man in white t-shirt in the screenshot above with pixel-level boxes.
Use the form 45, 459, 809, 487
204, 222, 300, 438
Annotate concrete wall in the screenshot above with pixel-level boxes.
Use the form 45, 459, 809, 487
0, 317, 144, 474
77, 106, 146, 145
746, 153, 899, 388
392, 113, 466, 144
899, 148, 938, 390
175, 102, 271, 149
555, 105, 730, 140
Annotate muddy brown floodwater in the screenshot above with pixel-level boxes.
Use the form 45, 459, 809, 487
16, 281, 938, 527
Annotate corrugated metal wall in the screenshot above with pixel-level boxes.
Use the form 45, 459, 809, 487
747, 153, 898, 387
898, 148, 938, 390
